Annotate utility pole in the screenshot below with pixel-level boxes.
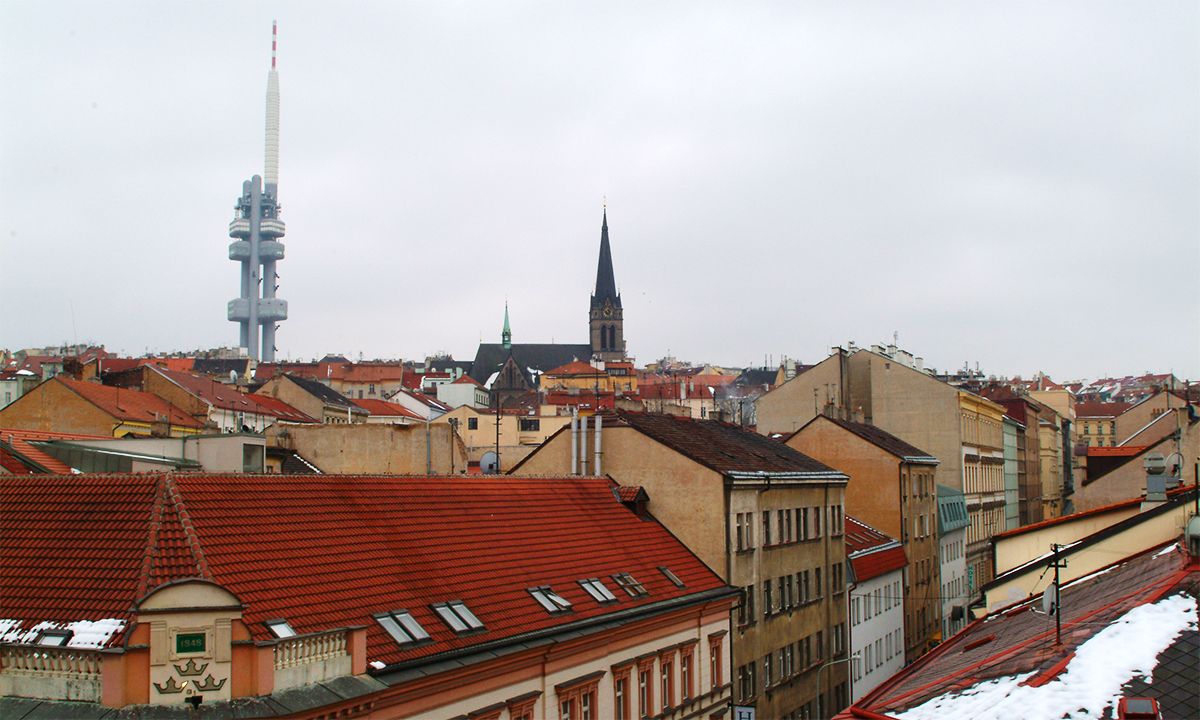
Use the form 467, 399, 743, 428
1049, 543, 1067, 646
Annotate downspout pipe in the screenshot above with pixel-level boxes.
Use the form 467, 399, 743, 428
570, 411, 578, 476
594, 414, 602, 477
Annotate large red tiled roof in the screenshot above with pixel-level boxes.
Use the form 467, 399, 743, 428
1075, 402, 1132, 419
1, 474, 204, 647
149, 365, 289, 419
52, 377, 204, 428
1, 473, 731, 666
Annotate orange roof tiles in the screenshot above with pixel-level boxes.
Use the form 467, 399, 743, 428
353, 398, 424, 419
54, 377, 204, 428
0, 427, 112, 474
1, 472, 733, 667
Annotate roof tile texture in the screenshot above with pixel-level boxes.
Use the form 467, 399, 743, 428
2, 473, 729, 667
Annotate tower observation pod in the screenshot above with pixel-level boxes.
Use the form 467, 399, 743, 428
228, 21, 287, 362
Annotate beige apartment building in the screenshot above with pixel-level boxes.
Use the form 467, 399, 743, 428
432, 405, 571, 468
757, 346, 1007, 595
510, 410, 851, 719
785, 416, 941, 662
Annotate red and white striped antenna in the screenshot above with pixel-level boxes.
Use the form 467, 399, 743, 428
271, 20, 277, 69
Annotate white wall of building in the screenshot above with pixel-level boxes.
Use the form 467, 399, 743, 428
940, 526, 969, 641
849, 568, 905, 702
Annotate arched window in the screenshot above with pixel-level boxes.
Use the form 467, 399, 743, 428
608, 325, 617, 350
600, 324, 609, 350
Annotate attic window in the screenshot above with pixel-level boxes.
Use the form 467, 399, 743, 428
611, 572, 649, 597
374, 610, 431, 646
36, 629, 73, 647
658, 566, 686, 588
432, 601, 485, 633
579, 578, 619, 603
529, 586, 574, 614
264, 619, 296, 638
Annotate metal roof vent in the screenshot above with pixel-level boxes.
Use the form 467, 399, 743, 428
1117, 696, 1160, 719
1186, 514, 1200, 559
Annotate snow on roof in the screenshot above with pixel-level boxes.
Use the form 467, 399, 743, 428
893, 592, 1198, 720
0, 617, 126, 649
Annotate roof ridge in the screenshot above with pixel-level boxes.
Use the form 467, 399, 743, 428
136, 474, 171, 598
163, 473, 212, 581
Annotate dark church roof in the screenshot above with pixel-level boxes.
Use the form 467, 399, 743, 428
590, 210, 620, 310
469, 343, 593, 387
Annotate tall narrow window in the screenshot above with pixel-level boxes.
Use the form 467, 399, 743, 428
681, 650, 693, 700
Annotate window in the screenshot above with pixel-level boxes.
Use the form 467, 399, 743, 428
815, 567, 822, 597
579, 577, 619, 603
432, 600, 484, 633
709, 637, 723, 689
813, 506, 821, 537
763, 580, 773, 617
374, 610, 431, 646
639, 665, 653, 717
660, 655, 674, 710
468, 417, 478, 430
736, 513, 745, 550
681, 648, 693, 700
612, 573, 649, 597
763, 651, 772, 687
530, 586, 574, 614
519, 417, 540, 432
264, 618, 296, 638
763, 512, 771, 546
36, 629, 72, 646
614, 672, 630, 720
658, 566, 685, 588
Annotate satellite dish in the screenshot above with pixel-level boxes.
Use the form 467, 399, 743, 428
480, 451, 499, 474
1042, 583, 1058, 616
230, 370, 239, 383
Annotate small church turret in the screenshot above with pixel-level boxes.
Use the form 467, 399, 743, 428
502, 302, 512, 350
590, 209, 625, 361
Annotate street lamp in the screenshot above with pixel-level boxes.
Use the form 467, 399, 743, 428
816, 652, 859, 720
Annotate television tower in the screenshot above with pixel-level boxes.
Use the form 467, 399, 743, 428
228, 21, 287, 362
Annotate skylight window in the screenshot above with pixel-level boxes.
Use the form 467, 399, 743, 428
658, 566, 686, 588
373, 610, 431, 646
432, 601, 485, 633
529, 586, 574, 614
611, 572, 649, 597
264, 619, 296, 638
36, 629, 72, 647
579, 578, 619, 603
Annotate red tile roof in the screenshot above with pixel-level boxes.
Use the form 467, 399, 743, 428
545, 361, 605, 376
845, 517, 907, 583
246, 394, 318, 423
0, 427, 113, 474
352, 398, 424, 419
52, 377, 204, 428
148, 365, 289, 419
1075, 402, 1132, 419
1, 473, 732, 667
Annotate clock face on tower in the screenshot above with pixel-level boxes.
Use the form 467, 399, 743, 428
603, 305, 614, 317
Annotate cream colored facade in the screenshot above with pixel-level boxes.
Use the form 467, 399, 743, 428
511, 422, 850, 719
1038, 415, 1065, 518
758, 349, 1007, 596
1, 578, 733, 720
433, 405, 570, 466
277, 423, 466, 474
981, 498, 1195, 612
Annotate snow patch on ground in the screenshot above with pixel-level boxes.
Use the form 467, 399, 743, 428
893, 593, 1198, 720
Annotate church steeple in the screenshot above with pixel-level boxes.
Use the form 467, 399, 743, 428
591, 210, 619, 308
589, 208, 625, 361
502, 301, 512, 350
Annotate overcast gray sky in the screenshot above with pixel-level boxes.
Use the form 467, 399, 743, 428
2, 1, 1197, 381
